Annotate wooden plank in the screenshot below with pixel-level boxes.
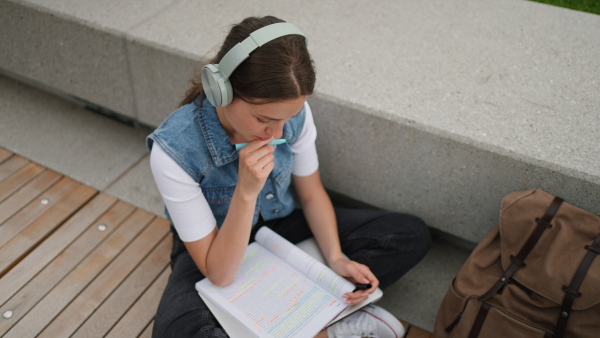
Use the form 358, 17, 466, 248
0, 148, 12, 164
0, 183, 96, 277
401, 320, 409, 335
0, 171, 65, 229
406, 325, 433, 338
77, 236, 172, 337
0, 194, 124, 320
0, 155, 28, 182
0, 162, 45, 203
138, 321, 154, 338
3, 209, 156, 338
107, 267, 170, 338
37, 216, 170, 338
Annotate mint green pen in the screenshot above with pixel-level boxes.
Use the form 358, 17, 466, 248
234, 138, 289, 151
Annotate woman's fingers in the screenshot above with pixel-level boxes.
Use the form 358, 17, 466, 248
237, 137, 277, 197
239, 138, 275, 168
353, 263, 379, 292
343, 290, 369, 305
342, 261, 379, 294
238, 136, 275, 154
253, 152, 275, 171
241, 145, 275, 176
334, 259, 380, 305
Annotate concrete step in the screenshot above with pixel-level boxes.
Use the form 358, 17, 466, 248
2, 0, 599, 245
2, 0, 598, 247
0, 75, 470, 332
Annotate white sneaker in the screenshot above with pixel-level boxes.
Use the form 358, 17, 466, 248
326, 305, 405, 338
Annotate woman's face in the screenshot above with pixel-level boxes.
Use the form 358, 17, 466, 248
216, 96, 307, 144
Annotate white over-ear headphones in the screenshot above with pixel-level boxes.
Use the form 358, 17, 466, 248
201, 22, 305, 107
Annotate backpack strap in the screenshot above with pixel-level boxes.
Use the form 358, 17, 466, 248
468, 302, 490, 338
553, 234, 600, 338
477, 196, 564, 302
466, 196, 563, 337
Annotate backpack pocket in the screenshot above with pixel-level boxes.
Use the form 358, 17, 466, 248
460, 300, 554, 338
434, 278, 476, 337
437, 278, 554, 337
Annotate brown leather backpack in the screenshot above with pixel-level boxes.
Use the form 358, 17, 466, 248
434, 189, 600, 337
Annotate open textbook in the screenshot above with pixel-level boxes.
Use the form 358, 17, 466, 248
195, 226, 381, 338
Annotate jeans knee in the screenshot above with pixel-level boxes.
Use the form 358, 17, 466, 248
387, 213, 431, 261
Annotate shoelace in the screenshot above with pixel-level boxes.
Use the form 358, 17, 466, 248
330, 313, 378, 337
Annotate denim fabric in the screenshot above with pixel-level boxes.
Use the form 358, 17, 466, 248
146, 98, 305, 227
152, 229, 228, 338
152, 208, 431, 337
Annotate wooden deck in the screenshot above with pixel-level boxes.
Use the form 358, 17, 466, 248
0, 148, 170, 337
0, 147, 432, 338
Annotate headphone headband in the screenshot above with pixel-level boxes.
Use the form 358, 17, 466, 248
219, 23, 305, 78
201, 22, 306, 107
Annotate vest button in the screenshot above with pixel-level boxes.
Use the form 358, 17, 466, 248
273, 209, 280, 214
266, 193, 274, 200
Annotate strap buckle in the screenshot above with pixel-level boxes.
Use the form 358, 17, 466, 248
510, 255, 526, 268
535, 217, 553, 229
584, 244, 600, 255
561, 285, 582, 298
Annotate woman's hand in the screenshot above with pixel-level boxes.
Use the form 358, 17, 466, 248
236, 137, 275, 199
193, 136, 276, 286
329, 258, 379, 305
292, 171, 376, 306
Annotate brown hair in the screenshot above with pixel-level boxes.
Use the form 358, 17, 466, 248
180, 16, 316, 107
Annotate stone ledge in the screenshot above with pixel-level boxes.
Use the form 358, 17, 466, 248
1, 0, 598, 243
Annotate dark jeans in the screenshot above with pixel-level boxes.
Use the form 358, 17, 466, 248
152, 208, 431, 338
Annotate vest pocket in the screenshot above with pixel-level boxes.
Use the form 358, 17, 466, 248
203, 185, 236, 218
273, 159, 292, 189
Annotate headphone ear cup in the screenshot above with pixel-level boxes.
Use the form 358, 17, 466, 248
201, 64, 233, 107
219, 77, 233, 107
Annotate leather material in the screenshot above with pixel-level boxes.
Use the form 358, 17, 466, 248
433, 189, 600, 338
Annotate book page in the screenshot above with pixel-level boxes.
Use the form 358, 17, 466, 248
196, 242, 348, 338
255, 227, 355, 297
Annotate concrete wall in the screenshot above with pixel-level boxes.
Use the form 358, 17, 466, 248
2, 0, 598, 244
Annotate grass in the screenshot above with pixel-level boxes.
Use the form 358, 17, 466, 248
529, 0, 600, 15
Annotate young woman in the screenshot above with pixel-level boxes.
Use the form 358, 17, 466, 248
148, 15, 431, 338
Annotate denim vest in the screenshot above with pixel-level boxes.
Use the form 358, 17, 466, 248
146, 98, 305, 227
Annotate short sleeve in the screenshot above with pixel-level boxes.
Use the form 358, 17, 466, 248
150, 144, 217, 242
291, 102, 319, 176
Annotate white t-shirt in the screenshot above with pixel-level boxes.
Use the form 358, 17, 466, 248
150, 102, 319, 242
